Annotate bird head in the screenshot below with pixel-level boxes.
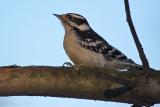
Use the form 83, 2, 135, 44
54, 13, 90, 31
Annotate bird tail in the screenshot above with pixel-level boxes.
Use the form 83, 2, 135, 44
117, 61, 155, 72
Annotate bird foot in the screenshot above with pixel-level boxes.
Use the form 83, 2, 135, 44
62, 62, 86, 72
62, 62, 73, 67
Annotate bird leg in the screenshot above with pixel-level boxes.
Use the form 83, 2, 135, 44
74, 64, 86, 71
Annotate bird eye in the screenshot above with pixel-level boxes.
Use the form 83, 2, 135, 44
68, 15, 73, 21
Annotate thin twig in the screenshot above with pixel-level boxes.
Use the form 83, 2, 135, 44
124, 0, 150, 75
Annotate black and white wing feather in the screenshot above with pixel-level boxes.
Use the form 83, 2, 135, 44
75, 29, 134, 63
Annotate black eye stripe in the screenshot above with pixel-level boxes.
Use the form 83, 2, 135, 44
72, 18, 85, 25
67, 14, 86, 25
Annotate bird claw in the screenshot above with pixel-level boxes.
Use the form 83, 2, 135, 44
62, 62, 73, 67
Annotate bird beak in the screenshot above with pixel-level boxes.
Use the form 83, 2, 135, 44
53, 14, 62, 20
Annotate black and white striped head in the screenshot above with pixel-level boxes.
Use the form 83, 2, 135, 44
54, 13, 90, 31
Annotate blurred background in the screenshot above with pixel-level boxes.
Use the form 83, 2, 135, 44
0, 0, 160, 107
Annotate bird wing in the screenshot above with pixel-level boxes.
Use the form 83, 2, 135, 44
76, 30, 134, 63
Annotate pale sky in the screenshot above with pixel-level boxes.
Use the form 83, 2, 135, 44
0, 0, 160, 107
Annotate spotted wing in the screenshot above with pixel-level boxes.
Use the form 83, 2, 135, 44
76, 30, 134, 63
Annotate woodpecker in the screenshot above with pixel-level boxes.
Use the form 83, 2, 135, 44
54, 13, 140, 71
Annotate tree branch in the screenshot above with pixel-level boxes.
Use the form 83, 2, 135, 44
124, 0, 150, 74
0, 66, 160, 106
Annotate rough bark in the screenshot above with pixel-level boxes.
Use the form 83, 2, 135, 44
0, 66, 160, 106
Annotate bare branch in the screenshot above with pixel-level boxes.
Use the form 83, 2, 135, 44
124, 0, 150, 74
0, 66, 160, 106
